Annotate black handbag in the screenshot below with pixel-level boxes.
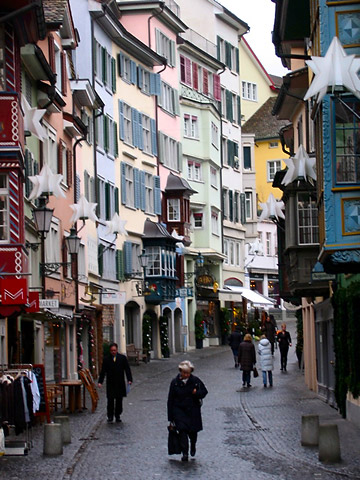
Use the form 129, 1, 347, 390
168, 425, 182, 455
253, 367, 259, 378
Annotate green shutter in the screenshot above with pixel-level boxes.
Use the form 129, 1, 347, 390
105, 182, 111, 220
111, 57, 116, 92
98, 244, 104, 277
240, 193, 246, 224
104, 116, 109, 152
217, 35, 221, 61
101, 47, 106, 84
116, 250, 125, 281
114, 121, 118, 157
115, 187, 119, 214
235, 47, 239, 73
237, 95, 241, 125
229, 190, 233, 221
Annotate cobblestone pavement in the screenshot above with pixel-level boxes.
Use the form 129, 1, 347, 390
1, 334, 360, 479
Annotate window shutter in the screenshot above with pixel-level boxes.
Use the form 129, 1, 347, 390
185, 57, 191, 85
227, 139, 233, 167
173, 89, 180, 116
94, 40, 97, 76
84, 170, 90, 200
98, 244, 104, 277
203, 69, 208, 95
154, 176, 161, 215
226, 90, 233, 122
57, 142, 63, 175
213, 74, 221, 101
121, 162, 127, 204
158, 132, 165, 164
118, 52, 124, 77
134, 168, 140, 209
118, 100, 125, 141
124, 241, 133, 275
111, 57, 116, 92
140, 170, 146, 211
138, 113, 144, 151
48, 34, 55, 72
101, 47, 106, 83
234, 192, 239, 222
155, 29, 161, 54
76, 174, 80, 203
234, 142, 239, 158
105, 182, 111, 220
113, 121, 118, 157
150, 73, 161, 96
104, 116, 109, 152
240, 193, 246, 224
216, 35, 221, 61
91, 177, 96, 204
177, 142, 182, 172
180, 55, 185, 83
116, 250, 125, 281
192, 63, 198, 90
115, 187, 119, 214
137, 65, 143, 89
66, 149, 72, 186
225, 41, 232, 69
170, 40, 176, 67
130, 60, 137, 84
229, 190, 233, 222
61, 51, 67, 96
150, 118, 157, 156
235, 47, 240, 73
237, 95, 241, 125
96, 177, 100, 216
131, 108, 138, 147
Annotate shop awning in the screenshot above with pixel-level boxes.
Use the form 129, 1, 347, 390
219, 286, 275, 306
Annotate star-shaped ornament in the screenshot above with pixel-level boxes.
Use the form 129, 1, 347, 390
70, 195, 98, 224
104, 213, 128, 236
304, 36, 360, 103
281, 145, 316, 186
22, 97, 47, 140
259, 193, 285, 222
28, 164, 65, 200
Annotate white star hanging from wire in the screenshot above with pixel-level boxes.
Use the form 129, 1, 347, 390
171, 229, 185, 250
304, 36, 360, 103
259, 193, 285, 222
28, 164, 65, 200
22, 97, 47, 140
281, 145, 317, 186
70, 195, 98, 224
104, 213, 128, 236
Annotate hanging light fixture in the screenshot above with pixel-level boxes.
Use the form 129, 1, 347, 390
32, 196, 54, 236
65, 227, 81, 255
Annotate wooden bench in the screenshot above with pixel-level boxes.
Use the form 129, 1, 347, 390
126, 344, 147, 365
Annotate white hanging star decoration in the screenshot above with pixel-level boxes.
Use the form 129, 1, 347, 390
281, 145, 317, 186
248, 238, 264, 256
22, 96, 47, 140
70, 195, 98, 224
104, 213, 128, 236
304, 36, 360, 103
259, 193, 285, 222
171, 229, 185, 250
28, 164, 65, 200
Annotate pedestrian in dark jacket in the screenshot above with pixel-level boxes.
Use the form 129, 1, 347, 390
238, 333, 256, 388
277, 323, 292, 371
228, 326, 243, 368
262, 313, 277, 354
98, 342, 132, 423
167, 360, 208, 462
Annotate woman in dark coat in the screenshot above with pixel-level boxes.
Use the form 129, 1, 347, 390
228, 326, 243, 368
277, 323, 292, 371
238, 333, 256, 388
167, 360, 208, 461
98, 342, 132, 422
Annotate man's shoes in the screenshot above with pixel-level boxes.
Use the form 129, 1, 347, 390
242, 382, 246, 387
264, 384, 267, 388
181, 455, 189, 462
116, 417, 122, 423
247, 384, 251, 388
284, 367, 287, 371
190, 445, 196, 457
107, 418, 113, 423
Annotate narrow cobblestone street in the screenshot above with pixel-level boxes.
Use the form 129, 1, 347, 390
1, 330, 360, 479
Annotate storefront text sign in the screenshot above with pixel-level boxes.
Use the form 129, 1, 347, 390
39, 299, 59, 309
101, 291, 126, 305
0, 278, 27, 305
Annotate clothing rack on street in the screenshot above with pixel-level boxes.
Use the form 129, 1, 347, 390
0, 363, 36, 455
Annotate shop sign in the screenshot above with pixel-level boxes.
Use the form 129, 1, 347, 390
101, 291, 126, 305
196, 274, 214, 286
176, 287, 194, 298
311, 271, 336, 282
25, 292, 40, 313
39, 299, 59, 309
0, 278, 27, 305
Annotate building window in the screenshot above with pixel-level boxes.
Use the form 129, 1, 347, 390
123, 103, 132, 145
266, 232, 271, 255
211, 122, 219, 148
0, 174, 9, 241
145, 173, 154, 214
125, 164, 134, 208
269, 141, 278, 148
334, 97, 360, 184
160, 81, 177, 115
297, 193, 319, 244
245, 191, 252, 220
184, 114, 199, 138
267, 160, 282, 181
155, 29, 176, 67
211, 210, 219, 235
193, 212, 203, 229
142, 115, 151, 154
243, 146, 251, 170
159, 132, 179, 170
168, 198, 180, 221
187, 160, 202, 181
210, 167, 217, 187
222, 188, 228, 220
43, 123, 57, 174
242, 81, 257, 101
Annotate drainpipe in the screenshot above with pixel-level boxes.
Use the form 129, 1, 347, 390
148, 2, 165, 49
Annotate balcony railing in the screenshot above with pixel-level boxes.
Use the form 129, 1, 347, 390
181, 29, 217, 59
164, 0, 180, 17
0, 93, 24, 153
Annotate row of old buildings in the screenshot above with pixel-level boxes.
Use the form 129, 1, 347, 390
0, 0, 286, 387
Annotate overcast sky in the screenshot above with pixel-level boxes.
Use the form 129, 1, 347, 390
219, 0, 288, 77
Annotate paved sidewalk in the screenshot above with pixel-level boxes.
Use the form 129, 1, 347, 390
1, 344, 360, 479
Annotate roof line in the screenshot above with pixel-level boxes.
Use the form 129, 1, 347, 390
241, 36, 276, 87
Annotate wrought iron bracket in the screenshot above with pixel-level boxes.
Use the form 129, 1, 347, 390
40, 262, 71, 276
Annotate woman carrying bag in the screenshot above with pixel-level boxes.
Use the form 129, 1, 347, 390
238, 333, 256, 388
167, 361, 208, 461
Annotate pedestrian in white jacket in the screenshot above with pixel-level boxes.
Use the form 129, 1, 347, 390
258, 335, 274, 387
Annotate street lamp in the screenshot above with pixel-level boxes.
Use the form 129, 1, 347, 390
32, 196, 54, 237
65, 227, 81, 255
136, 249, 151, 296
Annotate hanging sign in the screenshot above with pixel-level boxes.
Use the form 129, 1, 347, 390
25, 291, 40, 313
0, 278, 27, 305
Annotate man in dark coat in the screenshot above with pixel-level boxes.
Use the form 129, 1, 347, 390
238, 333, 256, 388
98, 342, 132, 422
262, 314, 277, 355
228, 325, 243, 368
167, 360, 208, 461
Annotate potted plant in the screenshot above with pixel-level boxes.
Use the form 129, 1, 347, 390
159, 315, 170, 358
142, 314, 152, 362
194, 310, 205, 349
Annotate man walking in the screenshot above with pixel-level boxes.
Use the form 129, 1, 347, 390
98, 342, 132, 423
